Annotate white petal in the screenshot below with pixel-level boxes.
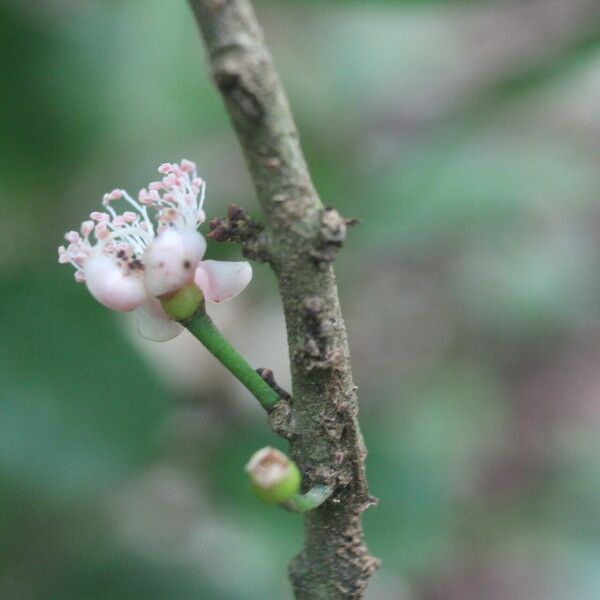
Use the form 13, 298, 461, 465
194, 260, 252, 304
84, 254, 146, 312
135, 297, 184, 342
143, 229, 206, 296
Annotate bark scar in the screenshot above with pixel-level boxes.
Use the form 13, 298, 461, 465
213, 66, 264, 121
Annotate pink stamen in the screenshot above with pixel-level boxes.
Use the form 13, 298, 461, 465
90, 211, 109, 222
65, 231, 80, 243
81, 220, 94, 236
138, 189, 150, 204
60, 159, 205, 287
58, 246, 70, 263
181, 159, 196, 172
95, 222, 109, 239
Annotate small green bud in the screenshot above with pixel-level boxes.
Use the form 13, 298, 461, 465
245, 447, 301, 505
160, 283, 203, 321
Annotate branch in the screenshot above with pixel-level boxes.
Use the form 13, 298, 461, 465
188, 1, 379, 597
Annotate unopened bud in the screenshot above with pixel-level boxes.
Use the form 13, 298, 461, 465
245, 447, 301, 504
160, 282, 203, 320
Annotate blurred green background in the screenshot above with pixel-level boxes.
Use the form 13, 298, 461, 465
1, 0, 600, 598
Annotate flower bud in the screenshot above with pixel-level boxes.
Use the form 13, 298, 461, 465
160, 282, 204, 321
245, 447, 301, 504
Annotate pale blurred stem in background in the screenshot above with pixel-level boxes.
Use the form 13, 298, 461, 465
188, 0, 379, 597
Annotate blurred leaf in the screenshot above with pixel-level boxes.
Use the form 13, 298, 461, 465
476, 32, 600, 110
278, 0, 478, 6
363, 362, 506, 574
453, 222, 600, 336
0, 266, 168, 500
0, 2, 108, 190
45, 550, 226, 600
361, 128, 597, 247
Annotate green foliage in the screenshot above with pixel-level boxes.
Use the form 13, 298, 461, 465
0, 268, 167, 498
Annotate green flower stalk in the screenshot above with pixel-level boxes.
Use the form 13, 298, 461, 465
282, 484, 334, 513
169, 294, 281, 410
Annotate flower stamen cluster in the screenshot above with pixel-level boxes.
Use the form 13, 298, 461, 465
140, 159, 206, 232
58, 187, 156, 283
58, 160, 252, 341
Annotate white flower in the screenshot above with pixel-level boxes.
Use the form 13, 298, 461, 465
58, 160, 253, 341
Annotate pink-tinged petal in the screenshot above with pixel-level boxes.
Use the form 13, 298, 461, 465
134, 298, 184, 342
143, 229, 206, 296
194, 260, 252, 304
84, 254, 146, 312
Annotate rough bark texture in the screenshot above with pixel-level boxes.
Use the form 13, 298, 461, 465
188, 1, 379, 597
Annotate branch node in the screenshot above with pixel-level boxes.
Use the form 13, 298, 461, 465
263, 157, 282, 170
320, 206, 347, 243
267, 398, 296, 440
308, 207, 350, 269
256, 367, 291, 400
308, 463, 338, 487
295, 296, 338, 370
208, 203, 270, 261
358, 495, 380, 513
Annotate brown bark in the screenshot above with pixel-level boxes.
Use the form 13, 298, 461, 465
188, 1, 379, 597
